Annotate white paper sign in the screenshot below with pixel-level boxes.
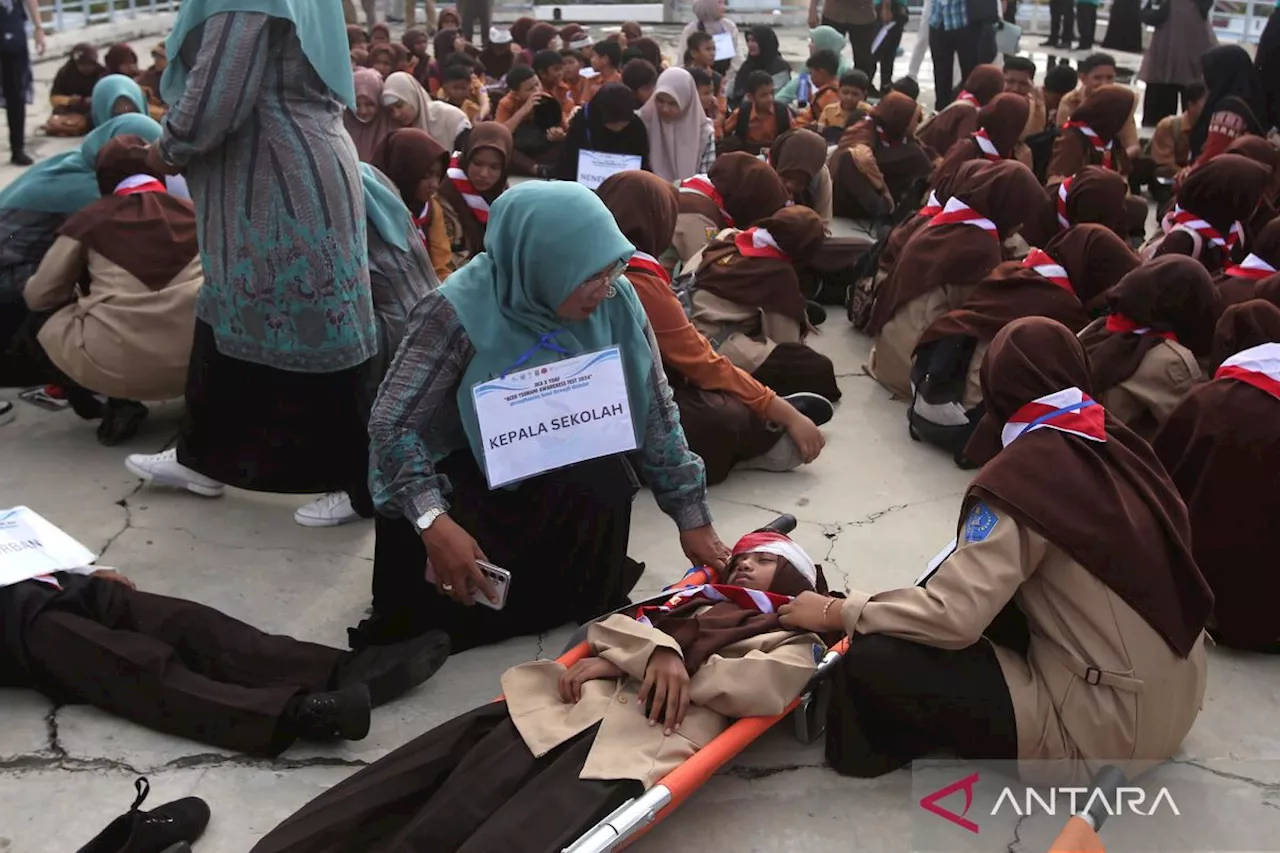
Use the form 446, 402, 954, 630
578, 66, 600, 79
713, 31, 736, 61
871, 22, 896, 55
576, 150, 643, 190
0, 507, 98, 588
472, 346, 638, 488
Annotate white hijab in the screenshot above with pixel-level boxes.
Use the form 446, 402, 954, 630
638, 67, 713, 183
382, 72, 472, 150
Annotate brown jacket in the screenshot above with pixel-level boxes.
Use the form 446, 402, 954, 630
1149, 114, 1191, 177
842, 504, 1207, 784
1079, 318, 1203, 439
502, 613, 821, 789
24, 236, 202, 401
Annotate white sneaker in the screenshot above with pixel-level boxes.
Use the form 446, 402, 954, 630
0, 400, 14, 427
125, 448, 225, 497
294, 492, 360, 528
737, 434, 806, 473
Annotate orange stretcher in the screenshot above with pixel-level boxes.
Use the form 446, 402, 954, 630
1047, 766, 1126, 853
531, 514, 851, 853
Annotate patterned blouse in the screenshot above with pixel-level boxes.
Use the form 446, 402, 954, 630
369, 290, 712, 532
159, 12, 377, 374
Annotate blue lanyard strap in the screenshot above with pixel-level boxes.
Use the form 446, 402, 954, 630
502, 329, 576, 378
1021, 399, 1097, 434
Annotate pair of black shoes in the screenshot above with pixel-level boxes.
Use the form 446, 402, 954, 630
77, 778, 210, 853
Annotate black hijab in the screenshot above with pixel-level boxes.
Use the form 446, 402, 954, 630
736, 26, 790, 84
555, 83, 650, 179
1190, 45, 1267, 158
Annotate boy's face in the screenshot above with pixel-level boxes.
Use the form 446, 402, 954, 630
810, 68, 834, 88
539, 63, 564, 89
751, 83, 775, 113
1004, 69, 1033, 97
839, 84, 865, 114
694, 39, 717, 67
562, 55, 581, 78
727, 552, 780, 591
591, 53, 609, 72
513, 76, 541, 102
372, 56, 393, 79
1081, 64, 1116, 93
442, 79, 472, 105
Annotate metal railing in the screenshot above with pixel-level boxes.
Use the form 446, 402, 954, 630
36, 0, 179, 32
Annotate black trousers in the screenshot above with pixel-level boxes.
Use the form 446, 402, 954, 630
0, 46, 28, 156
929, 24, 984, 110
1075, 3, 1098, 47
822, 16, 881, 79
825, 634, 1019, 777
1047, 0, 1076, 41
457, 0, 492, 45
1142, 83, 1185, 128
24, 577, 345, 755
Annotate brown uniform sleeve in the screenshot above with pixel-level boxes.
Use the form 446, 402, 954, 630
588, 613, 685, 681
23, 236, 88, 312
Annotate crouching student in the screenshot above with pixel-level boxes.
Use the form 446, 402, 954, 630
867, 160, 1048, 399
1079, 257, 1218, 439
781, 317, 1210, 784
829, 91, 933, 221
816, 70, 870, 145
689, 206, 842, 403
20, 135, 201, 445
45, 44, 105, 137
1153, 300, 1280, 652
599, 172, 828, 482
252, 531, 828, 853
908, 225, 1140, 463
723, 71, 791, 156
0, 548, 450, 756
672, 152, 791, 268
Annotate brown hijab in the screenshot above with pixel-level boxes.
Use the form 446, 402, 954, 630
598, 169, 678, 258
1068, 84, 1135, 145
59, 135, 198, 292
1053, 165, 1129, 237
837, 91, 918, 151
690, 152, 791, 229
1151, 299, 1280, 650
510, 16, 537, 47
1080, 256, 1219, 392
695, 205, 826, 326
1225, 134, 1280, 236
769, 128, 828, 202
436, 122, 513, 253
1044, 223, 1141, 309
371, 128, 449, 210
959, 64, 1005, 105
1174, 153, 1272, 237
927, 93, 1030, 195
1217, 217, 1280, 307
51, 43, 105, 100
964, 317, 1211, 659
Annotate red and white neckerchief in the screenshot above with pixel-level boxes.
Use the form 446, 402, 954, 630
918, 190, 944, 218
1022, 247, 1073, 293
113, 174, 167, 196
1223, 253, 1277, 279
735, 227, 790, 260
32, 575, 61, 590
972, 129, 1002, 161
413, 202, 431, 246
634, 583, 791, 627
1001, 387, 1107, 448
929, 196, 999, 237
1105, 313, 1177, 341
1056, 177, 1073, 228
1163, 205, 1244, 252
678, 174, 734, 227
1216, 342, 1280, 401
446, 154, 490, 223
626, 250, 670, 285
1061, 121, 1114, 170
955, 90, 980, 108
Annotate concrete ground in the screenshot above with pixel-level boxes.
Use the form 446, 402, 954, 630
2, 16, 1277, 853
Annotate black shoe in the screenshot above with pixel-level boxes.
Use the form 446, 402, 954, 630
805, 300, 828, 327
1040, 37, 1060, 46
334, 630, 451, 707
97, 400, 149, 446
783, 392, 835, 426
1060, 38, 1074, 49
76, 778, 210, 853
1077, 41, 1093, 49
10, 151, 33, 166
293, 684, 371, 742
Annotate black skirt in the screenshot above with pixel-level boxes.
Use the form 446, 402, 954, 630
358, 450, 642, 653
751, 342, 843, 403
673, 385, 780, 486
177, 320, 373, 509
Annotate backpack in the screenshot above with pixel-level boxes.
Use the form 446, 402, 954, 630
906, 335, 986, 468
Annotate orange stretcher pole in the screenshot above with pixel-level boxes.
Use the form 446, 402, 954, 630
1048, 816, 1106, 853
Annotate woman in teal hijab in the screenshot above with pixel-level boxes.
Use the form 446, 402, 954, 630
90, 74, 147, 126
360, 181, 729, 652
776, 25, 852, 106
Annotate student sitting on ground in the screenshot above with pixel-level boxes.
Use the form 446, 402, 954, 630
535, 48, 576, 121
1141, 81, 1207, 204
927, 93, 1032, 198
600, 171, 828, 482
371, 129, 453, 282
581, 39, 624, 103
639, 67, 716, 182
1217, 218, 1280, 308
769, 128, 832, 222
672, 152, 791, 266
133, 42, 169, 122
435, 61, 486, 125
560, 47, 587, 103
344, 68, 392, 163
1046, 83, 1137, 183
917, 64, 1005, 160
1153, 299, 1280, 653
1002, 56, 1046, 139
382, 71, 472, 151
729, 25, 791, 103
689, 206, 842, 403
1079, 256, 1217, 439
622, 57, 660, 106
45, 44, 106, 137
252, 530, 828, 853
792, 49, 841, 129
496, 64, 567, 176
690, 66, 725, 138
817, 70, 870, 144
1047, 165, 1130, 239
436, 123, 513, 271
829, 91, 933, 221
723, 70, 791, 156
21, 136, 203, 445
684, 30, 726, 105
553, 82, 651, 181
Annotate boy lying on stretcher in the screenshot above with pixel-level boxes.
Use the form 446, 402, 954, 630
251, 532, 829, 853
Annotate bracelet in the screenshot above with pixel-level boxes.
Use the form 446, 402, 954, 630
821, 597, 837, 626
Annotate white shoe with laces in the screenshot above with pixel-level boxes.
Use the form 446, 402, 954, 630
0, 400, 14, 427
294, 492, 360, 528
125, 448, 225, 497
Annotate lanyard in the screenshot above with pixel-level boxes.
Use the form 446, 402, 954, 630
501, 329, 577, 378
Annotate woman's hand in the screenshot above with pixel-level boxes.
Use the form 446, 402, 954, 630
422, 513, 497, 606
558, 656, 624, 703
779, 591, 845, 633
679, 525, 730, 572
637, 648, 690, 734
144, 143, 180, 177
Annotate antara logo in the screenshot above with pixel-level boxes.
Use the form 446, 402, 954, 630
919, 773, 1181, 835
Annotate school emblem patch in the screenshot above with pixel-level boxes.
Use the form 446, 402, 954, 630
963, 502, 998, 543
812, 642, 825, 663
704, 225, 718, 241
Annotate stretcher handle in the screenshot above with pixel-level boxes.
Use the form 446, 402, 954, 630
1082, 765, 1126, 832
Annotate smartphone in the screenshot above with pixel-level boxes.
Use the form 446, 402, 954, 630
426, 559, 511, 610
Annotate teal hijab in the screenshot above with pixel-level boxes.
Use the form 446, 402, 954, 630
0, 114, 163, 215
161, 0, 356, 109
440, 181, 652, 469
775, 26, 853, 106
359, 164, 412, 252
91, 74, 147, 126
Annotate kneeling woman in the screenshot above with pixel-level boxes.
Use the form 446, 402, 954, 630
360, 182, 730, 652
253, 531, 826, 853
688, 205, 842, 402
1079, 256, 1218, 439
781, 317, 1210, 783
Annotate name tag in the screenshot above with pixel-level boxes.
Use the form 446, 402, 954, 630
0, 506, 97, 588
712, 31, 736, 61
472, 347, 638, 488
576, 150, 643, 190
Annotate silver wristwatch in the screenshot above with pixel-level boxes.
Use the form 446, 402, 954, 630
414, 507, 445, 534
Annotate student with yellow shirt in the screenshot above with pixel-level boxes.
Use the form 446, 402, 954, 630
724, 70, 792, 155
817, 69, 870, 143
